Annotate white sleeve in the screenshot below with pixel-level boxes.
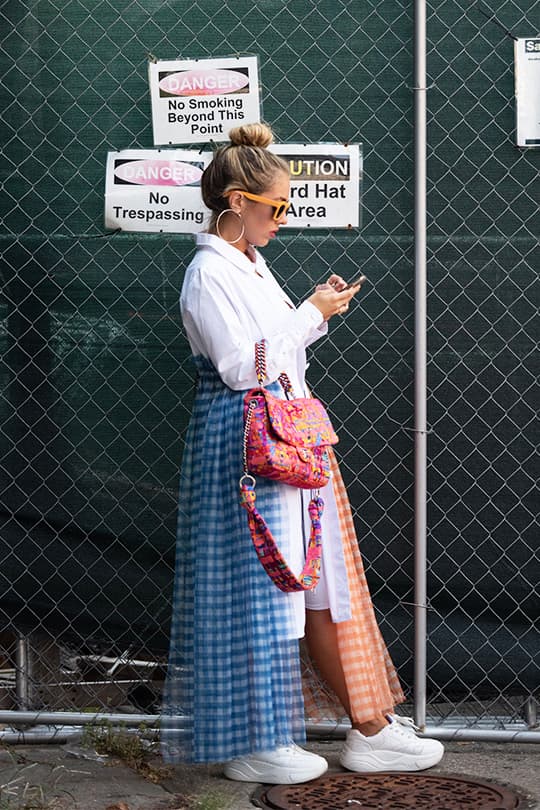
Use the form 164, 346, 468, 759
306, 318, 329, 346
181, 268, 326, 391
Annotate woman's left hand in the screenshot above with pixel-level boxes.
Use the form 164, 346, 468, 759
315, 274, 347, 292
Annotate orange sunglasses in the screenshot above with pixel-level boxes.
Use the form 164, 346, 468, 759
230, 190, 291, 221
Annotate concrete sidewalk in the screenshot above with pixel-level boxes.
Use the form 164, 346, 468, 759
0, 738, 538, 809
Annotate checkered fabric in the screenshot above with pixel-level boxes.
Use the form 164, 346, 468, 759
161, 356, 305, 764
332, 449, 406, 721
302, 450, 405, 724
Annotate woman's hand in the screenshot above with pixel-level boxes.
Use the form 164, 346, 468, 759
315, 273, 348, 293
308, 284, 360, 321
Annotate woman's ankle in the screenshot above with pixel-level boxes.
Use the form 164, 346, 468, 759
352, 718, 388, 737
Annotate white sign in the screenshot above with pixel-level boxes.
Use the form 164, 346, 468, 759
514, 38, 540, 147
148, 56, 261, 145
104, 144, 362, 234
104, 149, 210, 233
271, 144, 362, 228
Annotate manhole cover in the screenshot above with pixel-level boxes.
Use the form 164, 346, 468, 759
253, 772, 526, 809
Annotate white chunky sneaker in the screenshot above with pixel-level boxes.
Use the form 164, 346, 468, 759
340, 715, 444, 773
224, 742, 328, 784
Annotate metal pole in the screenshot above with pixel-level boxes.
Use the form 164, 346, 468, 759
413, 0, 428, 730
0, 710, 161, 726
306, 722, 540, 744
0, 714, 538, 745
15, 634, 31, 711
524, 696, 538, 729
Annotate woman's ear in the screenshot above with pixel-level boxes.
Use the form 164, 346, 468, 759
227, 190, 244, 215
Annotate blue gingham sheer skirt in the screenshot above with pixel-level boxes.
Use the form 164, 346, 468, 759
161, 356, 305, 763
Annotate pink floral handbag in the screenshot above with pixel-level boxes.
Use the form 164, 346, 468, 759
239, 339, 339, 592
241, 339, 339, 490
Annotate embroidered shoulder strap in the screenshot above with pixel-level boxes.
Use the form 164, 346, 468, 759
239, 476, 324, 592
255, 339, 295, 397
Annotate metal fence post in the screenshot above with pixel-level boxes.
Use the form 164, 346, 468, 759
414, 0, 428, 732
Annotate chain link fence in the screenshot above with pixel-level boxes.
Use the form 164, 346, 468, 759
0, 0, 538, 741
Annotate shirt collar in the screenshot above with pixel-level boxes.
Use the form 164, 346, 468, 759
195, 233, 262, 275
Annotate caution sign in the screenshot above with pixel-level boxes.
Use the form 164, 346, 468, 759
271, 144, 362, 228
104, 149, 210, 233
148, 55, 261, 146
515, 38, 540, 147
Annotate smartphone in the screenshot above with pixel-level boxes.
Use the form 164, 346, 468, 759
345, 274, 367, 289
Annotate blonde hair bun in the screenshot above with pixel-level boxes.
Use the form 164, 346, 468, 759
228, 123, 274, 149
201, 122, 288, 224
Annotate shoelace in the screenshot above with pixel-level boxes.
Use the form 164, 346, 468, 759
388, 714, 419, 730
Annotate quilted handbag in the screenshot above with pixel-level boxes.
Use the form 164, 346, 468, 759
242, 339, 339, 490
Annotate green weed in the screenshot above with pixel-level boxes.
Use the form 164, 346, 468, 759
169, 791, 234, 810
82, 721, 171, 783
190, 791, 233, 810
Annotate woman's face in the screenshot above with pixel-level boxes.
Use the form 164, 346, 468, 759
239, 172, 290, 248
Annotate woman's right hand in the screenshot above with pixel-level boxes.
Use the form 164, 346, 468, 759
308, 284, 361, 321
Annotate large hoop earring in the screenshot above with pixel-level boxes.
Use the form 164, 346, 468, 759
216, 209, 245, 244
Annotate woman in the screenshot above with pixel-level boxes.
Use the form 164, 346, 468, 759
161, 123, 443, 783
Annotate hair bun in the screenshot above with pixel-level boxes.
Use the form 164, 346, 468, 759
228, 122, 274, 149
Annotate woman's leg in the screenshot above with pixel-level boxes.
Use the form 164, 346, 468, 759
304, 608, 387, 736
305, 608, 444, 772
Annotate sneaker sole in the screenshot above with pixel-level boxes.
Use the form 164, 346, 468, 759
340, 747, 444, 773
224, 758, 328, 784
